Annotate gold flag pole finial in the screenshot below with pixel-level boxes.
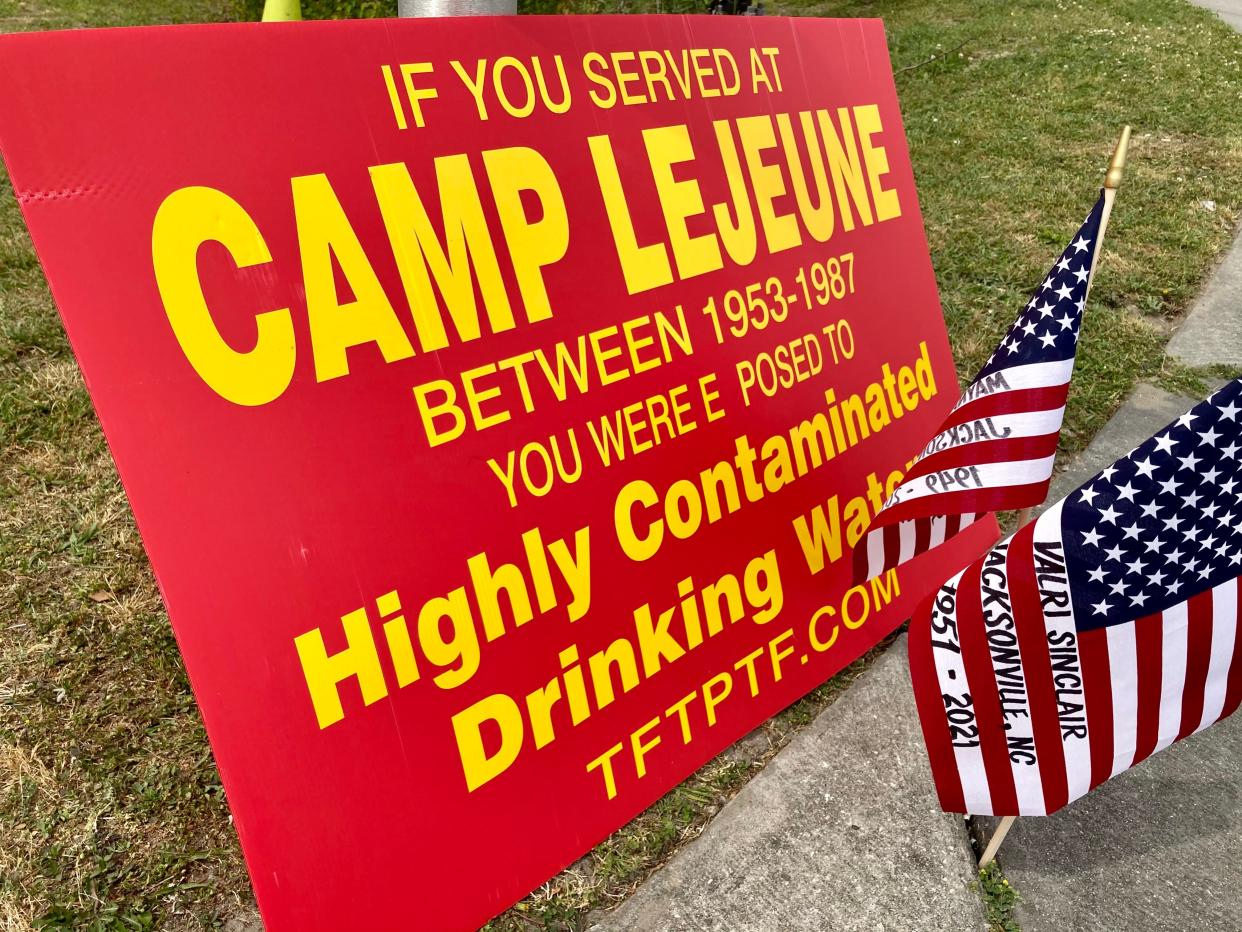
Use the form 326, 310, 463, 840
1104, 125, 1131, 190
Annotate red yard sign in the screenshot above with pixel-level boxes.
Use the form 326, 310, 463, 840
0, 14, 995, 929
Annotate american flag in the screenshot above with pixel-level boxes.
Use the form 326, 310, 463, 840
854, 195, 1107, 583
909, 379, 1242, 816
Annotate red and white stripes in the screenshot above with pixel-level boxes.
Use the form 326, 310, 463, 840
909, 503, 1242, 817
856, 357, 1077, 584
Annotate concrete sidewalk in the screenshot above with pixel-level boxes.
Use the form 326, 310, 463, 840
981, 714, 1242, 932
1168, 226, 1242, 368
589, 640, 986, 932
1170, 0, 1242, 368
1189, 0, 1242, 30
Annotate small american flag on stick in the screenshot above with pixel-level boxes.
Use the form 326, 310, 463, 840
854, 194, 1107, 583
910, 379, 1242, 816
854, 128, 1132, 585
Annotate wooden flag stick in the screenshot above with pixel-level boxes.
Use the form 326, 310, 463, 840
977, 129, 1129, 870
979, 815, 1016, 868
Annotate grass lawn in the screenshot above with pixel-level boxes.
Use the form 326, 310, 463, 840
1, 0, 1240, 929
793, 0, 1242, 453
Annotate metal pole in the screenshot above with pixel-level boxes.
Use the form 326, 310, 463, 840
398, 0, 516, 15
